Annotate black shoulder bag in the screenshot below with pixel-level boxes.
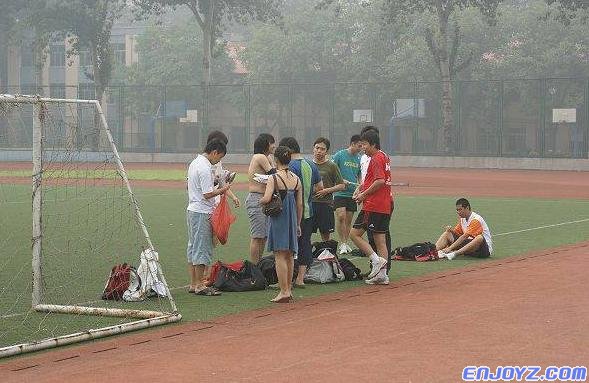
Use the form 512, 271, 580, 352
263, 174, 287, 217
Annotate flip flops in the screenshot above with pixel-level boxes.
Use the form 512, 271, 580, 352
271, 295, 293, 303
194, 287, 222, 296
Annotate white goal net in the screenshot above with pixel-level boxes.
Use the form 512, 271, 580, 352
0, 94, 181, 358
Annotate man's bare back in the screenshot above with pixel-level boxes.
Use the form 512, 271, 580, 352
248, 154, 273, 193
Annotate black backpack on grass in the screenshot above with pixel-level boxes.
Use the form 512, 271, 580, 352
213, 260, 267, 292
338, 258, 363, 281
258, 255, 278, 285
393, 242, 438, 262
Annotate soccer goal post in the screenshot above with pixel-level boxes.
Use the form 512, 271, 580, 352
0, 94, 181, 358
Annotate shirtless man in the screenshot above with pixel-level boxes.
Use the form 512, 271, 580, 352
246, 133, 276, 264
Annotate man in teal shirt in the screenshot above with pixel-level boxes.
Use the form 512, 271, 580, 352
332, 134, 362, 254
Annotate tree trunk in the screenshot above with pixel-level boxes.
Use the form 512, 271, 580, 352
439, 58, 453, 153
92, 43, 105, 150
437, 11, 454, 153
0, 38, 6, 92
201, 0, 213, 144
34, 43, 46, 95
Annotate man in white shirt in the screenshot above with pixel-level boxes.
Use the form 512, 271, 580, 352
186, 140, 232, 296
436, 198, 493, 260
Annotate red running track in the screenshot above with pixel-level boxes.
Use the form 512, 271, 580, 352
2, 241, 588, 383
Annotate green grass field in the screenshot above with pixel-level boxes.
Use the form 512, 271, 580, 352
0, 169, 248, 183
1, 176, 589, 350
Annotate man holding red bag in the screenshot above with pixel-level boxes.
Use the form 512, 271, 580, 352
186, 140, 232, 296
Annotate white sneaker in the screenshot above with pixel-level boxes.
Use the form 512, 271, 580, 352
445, 251, 456, 260
365, 274, 390, 285
437, 250, 446, 258
367, 257, 387, 279
339, 243, 352, 254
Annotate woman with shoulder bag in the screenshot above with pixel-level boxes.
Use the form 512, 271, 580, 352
260, 146, 302, 303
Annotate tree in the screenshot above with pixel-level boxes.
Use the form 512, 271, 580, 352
37, 0, 126, 105
0, 1, 30, 91
242, 0, 404, 146
466, 1, 589, 79
125, 20, 233, 86
132, 0, 283, 135
19, 0, 127, 148
546, 0, 589, 24
119, 19, 235, 143
382, 0, 502, 152
0, 1, 56, 93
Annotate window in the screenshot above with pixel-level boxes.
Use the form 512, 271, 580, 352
78, 84, 95, 100
79, 49, 92, 67
49, 44, 65, 67
111, 43, 126, 66
20, 85, 38, 96
105, 88, 117, 105
50, 84, 66, 99
21, 45, 34, 67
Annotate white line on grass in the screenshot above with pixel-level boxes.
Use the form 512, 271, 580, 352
346, 217, 589, 261
494, 218, 589, 237
2, 217, 588, 320
0, 192, 185, 205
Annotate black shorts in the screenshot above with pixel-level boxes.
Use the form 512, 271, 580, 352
353, 210, 391, 233
312, 202, 335, 234
333, 196, 357, 212
451, 232, 491, 258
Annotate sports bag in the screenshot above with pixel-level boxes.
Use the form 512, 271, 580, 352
304, 251, 345, 284
205, 260, 244, 287
258, 255, 278, 285
393, 242, 438, 262
213, 260, 267, 292
262, 174, 287, 217
123, 248, 167, 302
102, 263, 138, 300
338, 258, 363, 281
312, 240, 339, 258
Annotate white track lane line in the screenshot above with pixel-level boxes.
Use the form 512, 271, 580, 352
2, 218, 588, 319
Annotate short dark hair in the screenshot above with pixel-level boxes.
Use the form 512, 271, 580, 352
207, 130, 228, 145
360, 130, 380, 147
313, 137, 330, 151
350, 134, 361, 144
253, 133, 275, 154
279, 137, 300, 154
361, 125, 379, 135
456, 198, 471, 209
204, 139, 227, 155
274, 146, 292, 166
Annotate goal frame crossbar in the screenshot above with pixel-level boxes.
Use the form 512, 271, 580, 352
0, 94, 181, 358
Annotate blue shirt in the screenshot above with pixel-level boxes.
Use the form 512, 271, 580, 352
289, 158, 321, 219
332, 149, 360, 197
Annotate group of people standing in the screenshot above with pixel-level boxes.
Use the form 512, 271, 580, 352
186, 126, 493, 300
244, 126, 394, 302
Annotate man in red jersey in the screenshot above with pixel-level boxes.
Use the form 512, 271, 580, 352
350, 130, 392, 285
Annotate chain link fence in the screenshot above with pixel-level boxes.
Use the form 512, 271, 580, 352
2, 78, 587, 158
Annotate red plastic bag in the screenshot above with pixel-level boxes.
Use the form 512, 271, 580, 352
211, 194, 236, 245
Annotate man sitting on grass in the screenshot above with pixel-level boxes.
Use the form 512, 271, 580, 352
436, 198, 493, 260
